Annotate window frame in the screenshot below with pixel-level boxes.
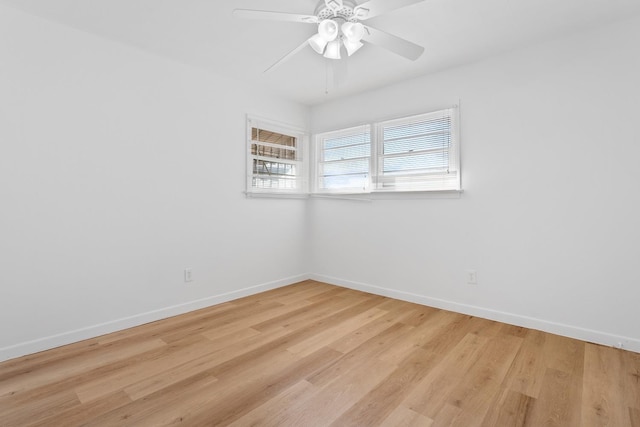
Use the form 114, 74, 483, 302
313, 124, 373, 194
312, 106, 461, 195
374, 108, 461, 192
246, 115, 308, 197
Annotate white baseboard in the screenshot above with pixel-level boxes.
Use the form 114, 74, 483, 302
310, 273, 640, 354
4, 272, 638, 362
0, 274, 309, 363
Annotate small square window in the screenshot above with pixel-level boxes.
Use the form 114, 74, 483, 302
246, 116, 308, 195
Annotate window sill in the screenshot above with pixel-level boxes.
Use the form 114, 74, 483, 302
309, 189, 463, 201
245, 189, 463, 201
244, 191, 309, 200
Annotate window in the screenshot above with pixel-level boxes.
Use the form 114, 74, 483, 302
315, 125, 371, 193
376, 109, 459, 192
314, 107, 460, 193
246, 116, 307, 195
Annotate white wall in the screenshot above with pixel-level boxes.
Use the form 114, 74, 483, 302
0, 5, 309, 361
309, 15, 640, 352
2, 4, 639, 362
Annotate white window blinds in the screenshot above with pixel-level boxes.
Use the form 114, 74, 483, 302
376, 108, 459, 191
316, 125, 371, 193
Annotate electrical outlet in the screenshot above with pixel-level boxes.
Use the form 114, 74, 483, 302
184, 268, 193, 283
467, 270, 477, 285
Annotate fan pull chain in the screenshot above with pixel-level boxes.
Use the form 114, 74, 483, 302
325, 60, 330, 95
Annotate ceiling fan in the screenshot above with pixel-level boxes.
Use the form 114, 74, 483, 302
233, 0, 426, 72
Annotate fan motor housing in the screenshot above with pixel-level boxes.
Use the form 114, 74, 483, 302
315, 0, 358, 22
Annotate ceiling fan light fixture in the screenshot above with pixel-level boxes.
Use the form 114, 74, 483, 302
233, 0, 426, 72
308, 33, 329, 54
324, 39, 342, 59
318, 19, 339, 41
341, 22, 365, 42
343, 39, 364, 56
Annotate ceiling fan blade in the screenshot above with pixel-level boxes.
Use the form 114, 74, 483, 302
264, 39, 311, 73
362, 25, 424, 60
233, 9, 318, 24
353, 0, 425, 20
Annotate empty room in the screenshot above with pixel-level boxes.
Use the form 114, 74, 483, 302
1, 0, 639, 425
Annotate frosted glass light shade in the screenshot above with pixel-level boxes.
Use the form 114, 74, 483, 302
343, 39, 364, 56
308, 33, 328, 54
341, 22, 365, 42
324, 39, 341, 59
318, 19, 339, 41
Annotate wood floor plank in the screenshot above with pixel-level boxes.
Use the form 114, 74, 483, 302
501, 329, 548, 398
400, 305, 440, 327
249, 291, 370, 333
331, 348, 438, 425
419, 311, 477, 355
481, 389, 535, 427
251, 280, 333, 305
0, 338, 102, 381
543, 333, 585, 374
378, 310, 470, 365
264, 282, 339, 305
380, 405, 434, 427
308, 322, 415, 388
123, 328, 261, 401
258, 352, 397, 426
26, 391, 132, 427
582, 343, 630, 427
401, 332, 491, 418
432, 403, 463, 427
622, 349, 640, 417
74, 335, 222, 403
286, 307, 388, 357
0, 338, 166, 398
327, 310, 406, 354
0, 337, 177, 414
537, 334, 585, 426
1, 389, 80, 427
500, 323, 530, 338
95, 301, 241, 345
0, 280, 637, 426
156, 301, 285, 344
630, 407, 640, 427
228, 380, 316, 427
153, 346, 343, 426
523, 367, 582, 427
433, 333, 523, 426
80, 369, 221, 426
198, 300, 312, 342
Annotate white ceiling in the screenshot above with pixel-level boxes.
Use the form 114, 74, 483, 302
3, 0, 640, 106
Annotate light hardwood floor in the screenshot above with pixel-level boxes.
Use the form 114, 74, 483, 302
1, 280, 638, 426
